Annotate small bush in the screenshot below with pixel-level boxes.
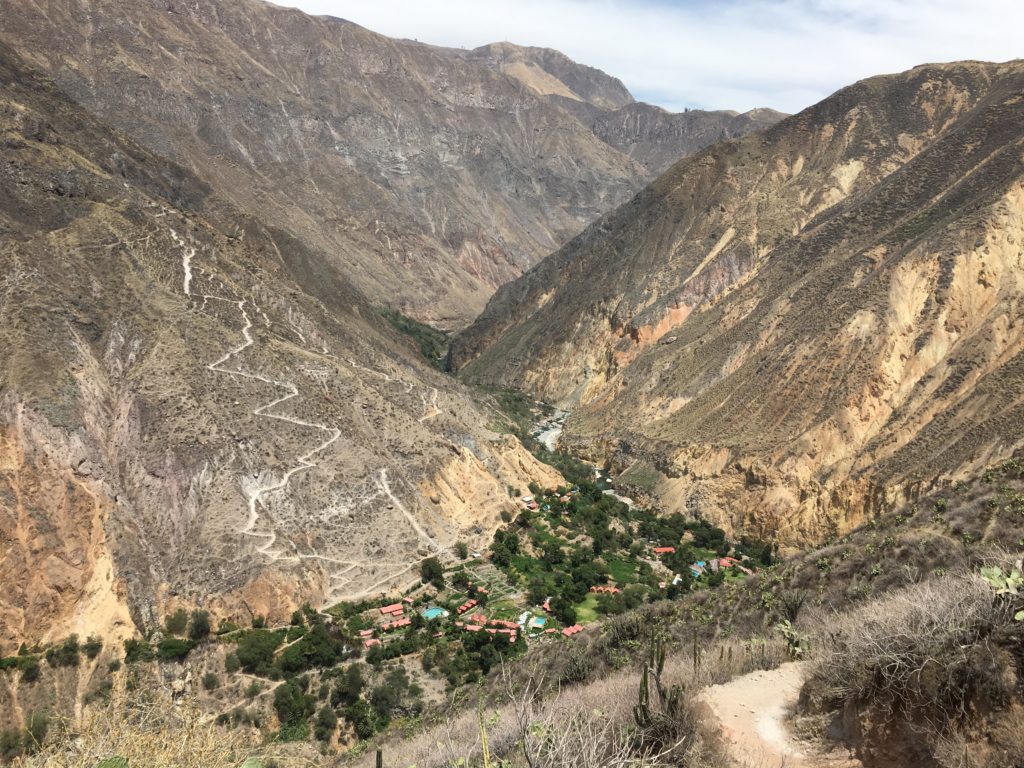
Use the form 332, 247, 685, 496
164, 609, 189, 636
313, 704, 338, 742
188, 610, 211, 641
156, 637, 195, 662
83, 635, 103, 659
202, 672, 220, 691
45, 635, 80, 668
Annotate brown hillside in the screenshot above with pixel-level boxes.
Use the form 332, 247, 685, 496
453, 60, 1024, 544
0, 0, 780, 327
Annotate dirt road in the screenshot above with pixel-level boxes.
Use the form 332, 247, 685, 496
701, 662, 861, 768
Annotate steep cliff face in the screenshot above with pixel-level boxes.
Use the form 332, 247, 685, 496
0, 45, 560, 650
561, 100, 788, 176
453, 60, 1024, 543
0, 0, 781, 328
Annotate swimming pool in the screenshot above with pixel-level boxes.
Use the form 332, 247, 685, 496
422, 606, 447, 620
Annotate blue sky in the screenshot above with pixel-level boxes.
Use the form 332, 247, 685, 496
282, 0, 1022, 113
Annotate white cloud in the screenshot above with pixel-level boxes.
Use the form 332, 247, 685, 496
278, 0, 1022, 113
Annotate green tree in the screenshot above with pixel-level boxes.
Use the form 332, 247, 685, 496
420, 556, 445, 590
455, 541, 469, 559
123, 638, 153, 664
156, 637, 194, 662
202, 672, 220, 691
273, 678, 315, 726
189, 610, 211, 641
20, 658, 40, 683
314, 704, 338, 742
344, 699, 378, 739
235, 631, 283, 676
331, 664, 365, 707
550, 597, 577, 626
45, 635, 80, 668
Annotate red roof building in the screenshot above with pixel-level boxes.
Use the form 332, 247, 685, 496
653, 546, 676, 555
561, 624, 584, 637
456, 598, 478, 615
380, 603, 404, 616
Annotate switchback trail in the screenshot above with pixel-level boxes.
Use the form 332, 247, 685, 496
700, 662, 861, 768
172, 229, 341, 560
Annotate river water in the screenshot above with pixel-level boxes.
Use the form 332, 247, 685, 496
532, 409, 567, 452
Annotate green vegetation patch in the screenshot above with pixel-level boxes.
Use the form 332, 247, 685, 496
379, 308, 449, 369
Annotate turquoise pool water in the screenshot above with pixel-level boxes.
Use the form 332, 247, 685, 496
423, 607, 447, 620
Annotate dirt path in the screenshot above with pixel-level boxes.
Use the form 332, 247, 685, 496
701, 662, 861, 768
173, 228, 341, 561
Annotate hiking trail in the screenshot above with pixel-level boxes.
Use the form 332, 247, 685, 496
700, 662, 861, 768
172, 229, 341, 561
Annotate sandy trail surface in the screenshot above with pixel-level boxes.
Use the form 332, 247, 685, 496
700, 662, 861, 768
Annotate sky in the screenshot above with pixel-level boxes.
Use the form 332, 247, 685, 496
282, 0, 1022, 114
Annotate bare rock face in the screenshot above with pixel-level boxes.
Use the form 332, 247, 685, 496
0, 46, 558, 649
0, 0, 781, 328
453, 60, 1024, 545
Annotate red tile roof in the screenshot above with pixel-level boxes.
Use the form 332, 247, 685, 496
380, 603, 404, 615
561, 624, 584, 637
653, 546, 676, 554
456, 598, 478, 614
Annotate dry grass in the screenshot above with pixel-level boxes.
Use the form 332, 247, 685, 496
10, 683, 317, 768
361, 637, 789, 768
805, 562, 1024, 767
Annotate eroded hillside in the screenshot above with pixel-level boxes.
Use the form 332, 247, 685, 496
0, 0, 780, 327
453, 60, 1024, 544
0, 44, 562, 651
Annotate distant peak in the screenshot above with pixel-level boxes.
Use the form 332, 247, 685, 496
468, 41, 634, 110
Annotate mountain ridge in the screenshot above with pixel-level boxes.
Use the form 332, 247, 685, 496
0, 0, 782, 327
452, 58, 1024, 544
0, 40, 562, 649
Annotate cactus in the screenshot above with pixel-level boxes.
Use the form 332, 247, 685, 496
981, 563, 1024, 620
776, 619, 809, 658
633, 635, 685, 736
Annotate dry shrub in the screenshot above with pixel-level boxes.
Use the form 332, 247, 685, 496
364, 636, 787, 768
14, 685, 277, 768
806, 566, 1024, 765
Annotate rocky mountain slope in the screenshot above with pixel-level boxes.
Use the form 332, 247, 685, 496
453, 60, 1024, 544
0, 42, 563, 651
0, 0, 780, 327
